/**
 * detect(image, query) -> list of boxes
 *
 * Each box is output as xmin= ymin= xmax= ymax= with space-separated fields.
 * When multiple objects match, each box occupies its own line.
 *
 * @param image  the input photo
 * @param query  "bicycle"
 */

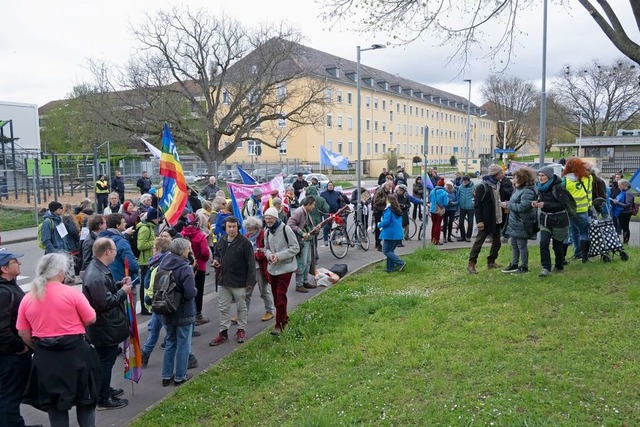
xmin=328 ymin=207 xmax=370 ymax=259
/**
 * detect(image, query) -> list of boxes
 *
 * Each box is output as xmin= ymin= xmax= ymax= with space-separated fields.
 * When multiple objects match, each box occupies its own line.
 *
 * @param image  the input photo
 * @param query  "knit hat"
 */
xmin=270 ymin=189 xmax=279 ymax=196
xmin=146 ymin=207 xmax=160 ymax=221
xmin=488 ymin=164 xmax=503 ymax=176
xmin=48 ymin=201 xmax=63 ymax=212
xmin=539 ymin=166 xmax=555 ymax=179
xmin=437 ymin=178 xmax=445 ymax=187
xmin=149 ymin=187 xmax=157 ymax=195
xmin=253 ymin=187 xmax=263 ymax=197
xmin=264 ymin=207 xmax=279 ymax=218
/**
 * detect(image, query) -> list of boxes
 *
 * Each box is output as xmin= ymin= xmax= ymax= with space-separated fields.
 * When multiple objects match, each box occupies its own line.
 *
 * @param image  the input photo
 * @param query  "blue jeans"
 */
xmin=569 ymin=212 xmax=590 ymax=257
xmin=295 ymin=241 xmax=312 ymax=286
xmin=382 ymin=239 xmax=404 ymax=272
xmin=510 ymin=237 xmax=529 ymax=268
xmin=162 ymin=322 xmax=193 ymax=382
xmin=0 ymin=352 xmax=31 ymax=427
xmin=142 ymin=313 xmax=164 ymax=356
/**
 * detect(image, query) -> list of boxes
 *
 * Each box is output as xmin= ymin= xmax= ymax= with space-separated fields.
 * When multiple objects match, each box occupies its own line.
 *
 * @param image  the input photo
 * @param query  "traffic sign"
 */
xmin=494 ymin=148 xmax=516 ymax=154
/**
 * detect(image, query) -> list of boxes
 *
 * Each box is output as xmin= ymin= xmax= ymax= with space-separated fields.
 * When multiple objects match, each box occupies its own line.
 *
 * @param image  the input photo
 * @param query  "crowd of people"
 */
xmin=1 ymin=161 xmax=635 ymax=425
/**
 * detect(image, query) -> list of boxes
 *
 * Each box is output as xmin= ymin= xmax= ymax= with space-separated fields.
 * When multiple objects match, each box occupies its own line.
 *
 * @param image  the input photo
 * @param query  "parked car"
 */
xmin=283 ymin=173 xmax=331 ymax=190
xmin=183 ymin=170 xmax=203 ymax=183
xmin=252 ymin=167 xmax=284 ymax=183
xmin=527 ymin=162 xmax=564 ymax=178
xmin=219 ymin=169 xmax=243 ymax=183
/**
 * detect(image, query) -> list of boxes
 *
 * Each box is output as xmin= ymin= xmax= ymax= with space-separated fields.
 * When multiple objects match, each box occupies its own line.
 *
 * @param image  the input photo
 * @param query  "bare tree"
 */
xmin=481 ymin=75 xmax=538 ymax=151
xmin=549 ymin=58 xmax=640 ymax=137
xmin=82 ymin=8 xmax=329 ymax=172
xmin=321 ymin=1 xmax=640 ymax=68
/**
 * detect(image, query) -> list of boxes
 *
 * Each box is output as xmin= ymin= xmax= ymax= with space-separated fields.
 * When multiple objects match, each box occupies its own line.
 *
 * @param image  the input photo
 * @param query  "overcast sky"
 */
xmin=1 ymin=0 xmax=634 ymax=108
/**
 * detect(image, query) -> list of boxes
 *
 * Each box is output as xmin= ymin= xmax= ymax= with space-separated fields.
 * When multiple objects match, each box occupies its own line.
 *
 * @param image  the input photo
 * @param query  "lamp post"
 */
xmin=497 ymin=119 xmax=514 ymax=162
xmin=463 ymin=79 xmax=471 ymax=174
xmin=357 ymin=43 xmax=385 ymax=224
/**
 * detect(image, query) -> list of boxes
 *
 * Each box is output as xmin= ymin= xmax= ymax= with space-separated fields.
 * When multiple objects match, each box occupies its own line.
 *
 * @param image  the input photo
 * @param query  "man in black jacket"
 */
xmin=0 ymin=249 xmax=35 ymax=427
xmin=467 ymin=164 xmax=505 ymax=274
xmin=136 ymin=171 xmax=152 ymax=194
xmin=209 ymin=217 xmax=256 ymax=346
xmin=111 ymin=170 xmax=126 ymax=203
xmin=83 ymin=238 xmax=132 ymax=410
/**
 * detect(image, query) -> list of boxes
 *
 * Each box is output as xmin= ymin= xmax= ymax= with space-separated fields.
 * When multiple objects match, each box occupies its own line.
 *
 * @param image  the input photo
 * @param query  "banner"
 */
xmin=158 ymin=123 xmax=189 ymax=225
xmin=226 ymin=176 xmax=285 ymax=209
xmin=140 ymin=138 xmax=162 ymax=160
xmin=320 ymin=146 xmax=349 ymax=170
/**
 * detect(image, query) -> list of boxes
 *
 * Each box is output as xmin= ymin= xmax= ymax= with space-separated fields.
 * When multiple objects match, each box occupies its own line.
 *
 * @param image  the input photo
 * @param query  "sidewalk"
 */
xmin=2 ymin=226 xmax=38 ymax=245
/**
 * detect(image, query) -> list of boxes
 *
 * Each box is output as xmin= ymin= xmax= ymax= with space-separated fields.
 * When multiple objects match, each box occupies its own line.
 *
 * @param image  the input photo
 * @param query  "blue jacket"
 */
xmin=320 ymin=189 xmax=349 ymax=213
xmin=612 ymin=188 xmax=634 ymax=218
xmin=445 ymin=189 xmax=459 ymax=212
xmin=378 ymin=206 xmax=404 ymax=240
xmin=99 ymin=229 xmax=139 ymax=283
xmin=457 ymin=181 xmax=475 ymax=210
xmin=41 ymin=211 xmax=70 ymax=254
xmin=429 ymin=186 xmax=449 ymax=214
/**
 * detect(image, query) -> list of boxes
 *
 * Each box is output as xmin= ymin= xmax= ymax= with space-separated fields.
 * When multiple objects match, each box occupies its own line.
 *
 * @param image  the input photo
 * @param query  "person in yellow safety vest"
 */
xmin=95 ymin=174 xmax=110 ymax=213
xmin=561 ymin=158 xmax=593 ymax=263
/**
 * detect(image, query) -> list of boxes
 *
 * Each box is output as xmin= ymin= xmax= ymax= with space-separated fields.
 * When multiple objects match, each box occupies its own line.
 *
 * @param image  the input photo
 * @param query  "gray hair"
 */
xmin=213 ymin=196 xmax=227 ymax=210
xmin=272 ymin=197 xmax=282 ymax=206
xmin=140 ymin=194 xmax=152 ymax=204
xmin=109 ymin=192 xmax=120 ymax=199
xmin=618 ymin=179 xmax=630 ymax=188
xmin=30 ymin=253 xmax=72 ymax=300
xmin=243 ymin=216 xmax=263 ymax=231
xmin=169 ymin=238 xmax=191 ymax=256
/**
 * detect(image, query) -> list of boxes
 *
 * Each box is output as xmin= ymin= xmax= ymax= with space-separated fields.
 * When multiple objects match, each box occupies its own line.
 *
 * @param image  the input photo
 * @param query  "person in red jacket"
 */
xmin=181 ymin=217 xmax=211 ymax=327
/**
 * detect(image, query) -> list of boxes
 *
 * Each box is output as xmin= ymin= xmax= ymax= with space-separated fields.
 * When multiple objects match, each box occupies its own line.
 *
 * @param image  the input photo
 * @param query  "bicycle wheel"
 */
xmin=451 ymin=215 xmax=461 ymax=239
xmin=406 ymin=218 xmax=418 ymax=239
xmin=357 ymin=223 xmax=370 ymax=251
xmin=330 ymin=227 xmax=349 ymax=259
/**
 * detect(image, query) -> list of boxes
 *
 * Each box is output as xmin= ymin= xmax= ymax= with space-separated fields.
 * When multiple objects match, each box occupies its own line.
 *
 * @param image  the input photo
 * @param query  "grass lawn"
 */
xmin=133 ymin=246 xmax=640 ymax=426
xmin=0 ymin=208 xmax=40 ymax=231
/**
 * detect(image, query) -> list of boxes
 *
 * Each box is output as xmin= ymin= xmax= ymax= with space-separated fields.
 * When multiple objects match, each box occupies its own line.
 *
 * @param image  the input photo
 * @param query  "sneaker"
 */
xmin=160 ymin=341 xmax=165 ymax=350
xmin=397 ymin=262 xmax=406 ymax=272
xmin=539 ymin=269 xmax=551 ymax=277
xmin=270 ymin=327 xmax=282 ymax=336
xmin=456 ymin=238 xmax=466 ymax=242
xmin=552 ymin=266 xmax=564 ymax=273
xmin=323 ymin=241 xmax=329 ymax=247
xmin=261 ymin=312 xmax=274 ymax=322
xmin=141 ymin=352 xmax=150 ymax=368
xmin=512 ymin=267 xmax=529 ymax=274
xmin=162 ymin=376 xmax=173 ymax=387
xmin=209 ymin=333 xmax=229 ymax=346
xmin=110 ymin=387 xmax=124 ymax=399
xmin=295 ymin=286 xmax=309 ymax=293
xmin=397 ymin=242 xmax=405 ymax=247
xmin=501 ymin=264 xmax=519 ymax=274
xmin=303 ymin=282 xmax=317 ymax=289
xmin=487 ymin=262 xmax=501 ymax=269
xmin=174 ymin=373 xmax=194 ymax=386
xmin=188 ymin=355 xmax=198 ymax=369
xmin=235 ymin=329 xmax=246 ymax=343
xmin=97 ymin=397 xmax=128 ymax=410
xmin=192 ymin=330 xmax=201 ymax=337
xmin=195 ymin=314 xmax=211 ymax=326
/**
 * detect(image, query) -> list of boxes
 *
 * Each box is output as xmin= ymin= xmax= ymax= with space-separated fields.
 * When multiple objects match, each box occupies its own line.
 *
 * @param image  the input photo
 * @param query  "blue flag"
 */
xmin=227 ymin=187 xmax=246 ymax=234
xmin=236 ymin=165 xmax=257 ymax=185
xmin=629 ymin=167 xmax=640 ymax=193
xmin=320 ymin=146 xmax=349 ymax=170
xmin=424 ymin=175 xmax=434 ymax=191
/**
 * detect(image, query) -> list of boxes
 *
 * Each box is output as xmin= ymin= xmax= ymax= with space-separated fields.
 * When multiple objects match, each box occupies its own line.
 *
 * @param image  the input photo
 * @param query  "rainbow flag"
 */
xmin=159 ymin=123 xmax=188 ymax=225
xmin=123 ymin=293 xmax=142 ymax=383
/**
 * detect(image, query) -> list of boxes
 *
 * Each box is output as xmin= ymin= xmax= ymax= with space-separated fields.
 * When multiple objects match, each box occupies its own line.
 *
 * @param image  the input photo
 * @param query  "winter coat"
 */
xmin=122 ymin=210 xmax=138 ymax=229
xmin=0 ymin=276 xmax=26 ymax=355
xmin=457 ymin=181 xmax=476 ymax=210
xmin=612 ymin=188 xmax=634 ymax=217
xmin=214 ymin=210 xmax=232 ymax=238
xmin=83 ymin=259 xmax=129 ymax=347
xmin=41 ymin=211 xmax=69 ymax=254
xmin=182 ymin=225 xmax=211 ymax=271
xmin=412 ymin=181 xmax=424 ymax=199
xmin=506 ymin=185 xmax=538 ymax=238
xmin=214 ymin=234 xmax=256 ymax=288
xmin=445 ymin=189 xmax=459 ymax=212
xmin=473 ymin=178 xmax=502 ymax=234
xmin=372 ymin=187 xmax=390 ymax=213
xmin=99 ymin=229 xmax=139 ymax=283
xmin=429 ymin=186 xmax=449 ymax=214
xmin=136 ymin=221 xmax=156 ymax=266
xmin=62 ymin=215 xmax=81 ymax=253
xmin=264 ymin=222 xmax=300 ymax=276
xmin=378 ymin=206 xmax=404 ymax=240
xmin=246 ymin=229 xmax=270 ymax=280
xmin=200 ymin=183 xmax=220 ymax=201
xmin=81 ymin=231 xmax=99 ymax=271
xmin=158 ymin=253 xmax=197 ymax=326
xmin=320 ymin=189 xmax=349 ymax=213
xmin=538 ymin=175 xmax=570 ymax=229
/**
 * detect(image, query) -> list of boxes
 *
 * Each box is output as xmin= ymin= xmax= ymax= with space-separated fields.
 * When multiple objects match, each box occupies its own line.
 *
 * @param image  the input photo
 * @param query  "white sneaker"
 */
xmin=322 ymin=241 xmax=329 ymax=247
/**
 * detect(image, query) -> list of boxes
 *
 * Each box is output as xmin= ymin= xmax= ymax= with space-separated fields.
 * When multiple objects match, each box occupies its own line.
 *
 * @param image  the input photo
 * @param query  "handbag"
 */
xmin=435 ymin=204 xmax=445 ymax=216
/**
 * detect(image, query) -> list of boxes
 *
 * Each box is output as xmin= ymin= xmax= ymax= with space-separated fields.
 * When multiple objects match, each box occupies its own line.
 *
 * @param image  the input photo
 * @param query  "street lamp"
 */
xmin=357 ymin=43 xmax=386 ymax=224
xmin=497 ymin=119 xmax=514 ymax=162
xmin=463 ymin=79 xmax=471 ymax=174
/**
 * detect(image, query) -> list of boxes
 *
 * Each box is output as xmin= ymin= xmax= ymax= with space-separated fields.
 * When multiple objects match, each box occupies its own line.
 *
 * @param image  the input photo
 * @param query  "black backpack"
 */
xmin=151 ymin=268 xmax=181 ymax=315
xmin=130 ymin=227 xmax=140 ymax=258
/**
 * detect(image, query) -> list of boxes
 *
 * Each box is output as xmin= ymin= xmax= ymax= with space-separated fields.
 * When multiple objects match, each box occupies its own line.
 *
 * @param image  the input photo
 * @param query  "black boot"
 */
xmin=623 ymin=231 xmax=630 ymax=245
xmin=562 ymin=243 xmax=570 ymax=265
xmin=580 ymin=240 xmax=590 ymax=263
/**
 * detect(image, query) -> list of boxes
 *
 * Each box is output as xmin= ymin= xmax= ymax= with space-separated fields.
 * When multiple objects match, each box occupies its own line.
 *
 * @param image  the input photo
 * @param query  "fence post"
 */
xmin=52 ymin=152 xmax=59 ymax=200
xmin=83 ymin=155 xmax=89 ymax=198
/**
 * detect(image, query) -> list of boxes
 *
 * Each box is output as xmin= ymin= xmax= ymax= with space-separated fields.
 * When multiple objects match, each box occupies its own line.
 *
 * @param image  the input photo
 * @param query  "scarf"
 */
xmin=247 ymin=229 xmax=260 ymax=250
xmin=483 ymin=178 xmax=502 ymax=223
xmin=267 ymin=219 xmax=282 ymax=234
xmin=536 ymin=176 xmax=554 ymax=193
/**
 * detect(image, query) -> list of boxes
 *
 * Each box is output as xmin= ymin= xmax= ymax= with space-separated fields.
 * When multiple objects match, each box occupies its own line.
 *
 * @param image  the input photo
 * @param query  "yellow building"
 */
xmin=224 ymin=42 xmax=496 ymax=171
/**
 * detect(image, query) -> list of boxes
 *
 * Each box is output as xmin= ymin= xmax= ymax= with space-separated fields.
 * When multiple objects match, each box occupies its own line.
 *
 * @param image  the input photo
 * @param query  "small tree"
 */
xmin=385 ymin=150 xmax=398 ymax=172
xmin=449 ymin=155 xmax=458 ymax=167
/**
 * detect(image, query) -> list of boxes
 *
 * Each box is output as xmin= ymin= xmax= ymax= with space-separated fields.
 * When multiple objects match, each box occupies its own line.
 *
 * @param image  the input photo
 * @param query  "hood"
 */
xmin=99 ymin=228 xmax=123 ymax=240
xmin=306 ymin=185 xmax=319 ymax=196
xmin=148 ymin=251 xmax=169 ymax=268
xmin=43 ymin=211 xmax=62 ymax=223
xmin=182 ymin=225 xmax=205 ymax=242
xmin=159 ymin=252 xmax=189 ymax=270
xmin=564 ymin=173 xmax=578 ymax=182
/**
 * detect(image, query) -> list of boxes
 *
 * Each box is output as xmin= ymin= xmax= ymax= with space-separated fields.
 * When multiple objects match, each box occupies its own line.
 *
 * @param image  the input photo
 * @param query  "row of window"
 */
xmin=324 ymin=140 xmax=485 ymax=156
xmin=227 ymin=140 xmax=288 ymax=156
